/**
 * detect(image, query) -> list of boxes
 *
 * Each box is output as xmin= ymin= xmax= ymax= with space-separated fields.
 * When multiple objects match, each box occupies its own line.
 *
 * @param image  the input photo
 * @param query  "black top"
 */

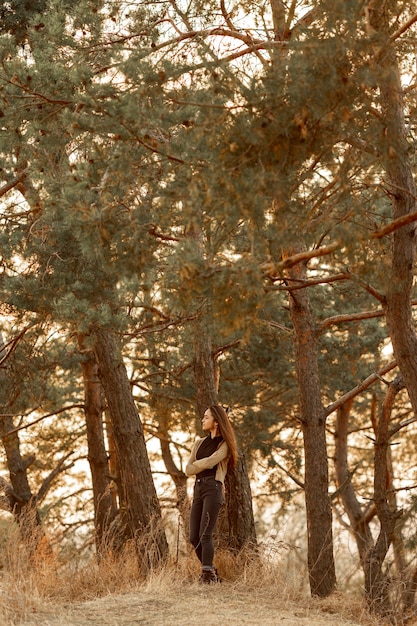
xmin=196 ymin=435 xmax=224 ymax=477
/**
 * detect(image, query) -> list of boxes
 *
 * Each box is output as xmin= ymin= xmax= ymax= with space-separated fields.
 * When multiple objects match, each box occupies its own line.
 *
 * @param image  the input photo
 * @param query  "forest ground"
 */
xmin=0 ymin=548 xmax=393 ymax=626
xmin=7 ymin=586 xmax=388 ymax=626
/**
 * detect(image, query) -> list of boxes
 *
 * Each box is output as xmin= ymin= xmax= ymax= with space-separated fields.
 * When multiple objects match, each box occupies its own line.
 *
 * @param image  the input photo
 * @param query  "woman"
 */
xmin=185 ymin=405 xmax=238 ymax=583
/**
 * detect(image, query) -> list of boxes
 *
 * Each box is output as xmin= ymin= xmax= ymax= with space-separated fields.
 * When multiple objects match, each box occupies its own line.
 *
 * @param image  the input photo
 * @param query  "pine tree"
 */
xmin=0 ymin=0 xmax=171 ymax=565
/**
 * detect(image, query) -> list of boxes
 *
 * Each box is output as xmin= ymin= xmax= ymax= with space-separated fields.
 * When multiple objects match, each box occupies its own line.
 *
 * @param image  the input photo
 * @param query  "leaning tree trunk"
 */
xmin=287 ymin=256 xmax=336 ymax=597
xmin=0 ymin=333 xmax=48 ymax=562
xmin=158 ymin=411 xmax=189 ymax=512
xmin=334 ymin=400 xmax=375 ymax=566
xmin=192 ymin=313 xmax=257 ymax=551
xmin=93 ymin=327 xmax=168 ymax=570
xmin=160 ymin=434 xmax=190 ymax=542
xmin=0 ymin=415 xmax=45 ymax=559
xmin=363 ymin=375 xmax=404 ymax=616
xmin=78 ymin=335 xmax=118 ymax=557
xmin=382 ymin=378 xmax=417 ymax=614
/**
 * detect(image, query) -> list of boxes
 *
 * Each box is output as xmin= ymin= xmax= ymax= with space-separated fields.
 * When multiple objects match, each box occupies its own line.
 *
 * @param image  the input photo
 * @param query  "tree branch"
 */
xmin=2 ymin=77 xmax=71 ymax=105
xmin=0 ymin=475 xmax=25 ymax=504
xmin=347 ymin=270 xmax=386 ymax=303
xmin=268 ymin=272 xmax=350 ymax=290
xmin=117 ymin=120 xmax=186 ymax=164
xmin=343 ymin=133 xmax=380 ymax=157
xmin=213 ymin=339 xmax=241 ymax=357
xmin=261 ymin=241 xmax=340 ymax=278
xmin=316 ymin=300 xmax=413 ymax=332
xmin=0 ymin=325 xmax=33 ymax=367
xmin=36 ymin=450 xmax=75 ymax=503
xmin=318 ymin=309 xmax=384 ymax=332
xmin=290 ymin=7 xmax=317 ymax=35
xmin=148 ymin=224 xmax=180 ymax=242
xmin=1 ymin=404 xmax=85 ymax=437
xmin=324 ymin=360 xmax=398 ymax=417
xmin=220 ymin=0 xmax=236 ymax=31
xmin=389 ymin=415 xmax=417 ymax=439
xmin=390 ymin=12 xmax=417 ymax=41
xmin=0 ymin=170 xmax=29 ymax=199
xmin=371 ymin=209 xmax=417 ymax=239
xmin=280 ymin=241 xmax=340 ymax=269
xmin=275 ymin=460 xmax=304 ymax=489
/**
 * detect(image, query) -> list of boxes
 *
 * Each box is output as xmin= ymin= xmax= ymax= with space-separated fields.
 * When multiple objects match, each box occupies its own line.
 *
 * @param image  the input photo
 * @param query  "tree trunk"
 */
xmin=363 ymin=375 xmax=404 ymax=615
xmin=1 ymin=415 xmax=45 ymax=558
xmin=160 ymin=434 xmax=190 ymax=537
xmin=334 ymin=400 xmax=375 ymax=565
xmin=223 ymin=452 xmax=257 ymax=551
xmin=288 ymin=257 xmax=336 ymax=597
xmin=192 ymin=314 xmax=257 ymax=552
xmin=369 ymin=4 xmax=417 ymax=413
xmin=366 ymin=6 xmax=417 ymax=612
xmin=78 ymin=335 xmax=118 ymax=556
xmin=93 ymin=327 xmax=168 ymax=569
xmin=192 ymin=317 xmax=218 ymax=415
xmin=104 ymin=408 xmax=120 ymax=511
xmin=0 ymin=333 xmax=47 ymax=562
xmin=381 ymin=380 xmax=414 ymax=616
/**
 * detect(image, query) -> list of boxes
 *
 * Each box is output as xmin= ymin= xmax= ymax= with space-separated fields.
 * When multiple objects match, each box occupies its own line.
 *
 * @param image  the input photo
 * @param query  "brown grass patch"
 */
xmin=0 ymin=526 xmax=387 ymax=626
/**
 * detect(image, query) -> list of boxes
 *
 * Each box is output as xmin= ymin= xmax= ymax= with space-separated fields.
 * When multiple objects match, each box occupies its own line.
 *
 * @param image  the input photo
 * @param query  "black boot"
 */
xmin=200 ymin=568 xmax=218 ymax=584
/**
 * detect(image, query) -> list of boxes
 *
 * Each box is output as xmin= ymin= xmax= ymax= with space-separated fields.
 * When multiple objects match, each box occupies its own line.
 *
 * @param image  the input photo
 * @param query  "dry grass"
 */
xmin=0 ymin=525 xmax=389 ymax=626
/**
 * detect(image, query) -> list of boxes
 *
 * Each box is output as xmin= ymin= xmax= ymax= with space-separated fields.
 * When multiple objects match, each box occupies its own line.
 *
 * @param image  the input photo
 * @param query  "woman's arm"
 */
xmin=185 ymin=441 xmax=228 ymax=476
xmin=185 ymin=439 xmax=202 ymax=477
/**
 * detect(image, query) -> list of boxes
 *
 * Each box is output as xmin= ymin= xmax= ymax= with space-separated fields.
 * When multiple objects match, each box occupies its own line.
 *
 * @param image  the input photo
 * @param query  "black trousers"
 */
xmin=189 ymin=476 xmax=223 ymax=567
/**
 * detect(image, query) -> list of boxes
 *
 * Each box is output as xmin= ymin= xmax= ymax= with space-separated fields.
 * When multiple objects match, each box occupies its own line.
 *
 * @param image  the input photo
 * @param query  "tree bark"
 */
xmin=192 ymin=313 xmax=257 ymax=552
xmin=365 ymin=6 xmax=417 ymax=612
xmin=0 ymin=333 xmax=48 ymax=562
xmin=288 ymin=257 xmax=336 ymax=597
xmin=223 ymin=452 xmax=257 ymax=552
xmin=104 ymin=408 xmax=120 ymax=511
xmin=78 ymin=335 xmax=118 ymax=556
xmin=160 ymin=433 xmax=190 ymax=537
xmin=363 ymin=375 xmax=404 ymax=615
xmin=369 ymin=4 xmax=417 ymax=413
xmin=0 ymin=415 xmax=45 ymax=556
xmin=378 ymin=379 xmax=414 ymax=615
xmin=192 ymin=316 xmax=218 ymax=415
xmin=185 ymin=211 xmax=257 ymax=552
xmin=93 ymin=327 xmax=168 ymax=569
xmin=334 ymin=400 xmax=375 ymax=565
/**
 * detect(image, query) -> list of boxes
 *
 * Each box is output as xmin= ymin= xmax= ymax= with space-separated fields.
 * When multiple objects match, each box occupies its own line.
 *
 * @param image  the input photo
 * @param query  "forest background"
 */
xmin=1 ymin=0 xmax=417 ymax=623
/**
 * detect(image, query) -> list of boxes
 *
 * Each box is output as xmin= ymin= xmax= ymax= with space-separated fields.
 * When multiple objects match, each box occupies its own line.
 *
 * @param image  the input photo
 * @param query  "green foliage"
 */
xmin=0 ymin=0 xmax=47 ymax=40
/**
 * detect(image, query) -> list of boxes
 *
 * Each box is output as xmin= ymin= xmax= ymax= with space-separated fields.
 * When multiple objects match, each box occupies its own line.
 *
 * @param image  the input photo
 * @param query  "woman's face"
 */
xmin=201 ymin=409 xmax=218 ymax=433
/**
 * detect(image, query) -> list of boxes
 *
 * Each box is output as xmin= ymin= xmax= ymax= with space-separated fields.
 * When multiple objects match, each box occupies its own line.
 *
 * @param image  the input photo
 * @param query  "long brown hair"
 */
xmin=208 ymin=405 xmax=238 ymax=468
